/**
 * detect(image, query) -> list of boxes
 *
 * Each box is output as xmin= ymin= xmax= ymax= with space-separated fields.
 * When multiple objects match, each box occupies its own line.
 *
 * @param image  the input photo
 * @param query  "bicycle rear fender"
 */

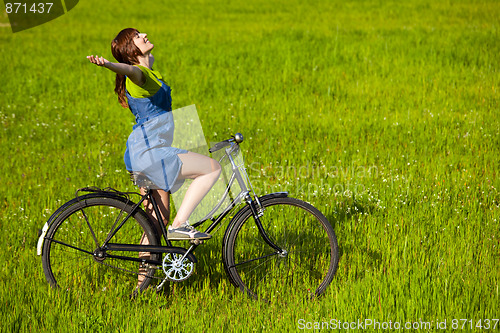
xmin=37 ymin=192 xmax=146 ymax=256
xmin=221 ymin=191 xmax=288 ymax=286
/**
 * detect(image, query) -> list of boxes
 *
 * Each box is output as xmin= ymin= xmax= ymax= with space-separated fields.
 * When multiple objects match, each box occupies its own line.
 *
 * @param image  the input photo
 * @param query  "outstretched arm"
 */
xmin=86 ymin=55 xmax=145 ymax=86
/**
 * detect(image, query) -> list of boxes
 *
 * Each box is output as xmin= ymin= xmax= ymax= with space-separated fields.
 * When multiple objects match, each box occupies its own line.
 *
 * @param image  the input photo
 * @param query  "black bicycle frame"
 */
xmin=86 ymin=141 xmax=284 ymax=264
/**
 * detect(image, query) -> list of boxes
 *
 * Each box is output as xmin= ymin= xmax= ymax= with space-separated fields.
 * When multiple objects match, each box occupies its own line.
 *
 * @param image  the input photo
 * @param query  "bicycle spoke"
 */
xmin=250 ymin=257 xmax=287 ymax=290
xmin=79 ymin=207 xmax=100 ymax=248
xmin=226 ymin=197 xmax=339 ymax=301
xmin=103 ymin=207 xmax=127 ymax=244
xmin=42 ymin=196 xmax=160 ymax=294
xmin=232 ymin=251 xmax=279 ymax=268
xmin=47 ymin=238 xmax=95 ymax=256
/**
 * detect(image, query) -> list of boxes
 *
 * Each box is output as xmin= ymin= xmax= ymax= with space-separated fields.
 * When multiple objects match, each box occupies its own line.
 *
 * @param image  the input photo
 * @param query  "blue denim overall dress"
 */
xmin=123 ymin=80 xmax=187 ymax=192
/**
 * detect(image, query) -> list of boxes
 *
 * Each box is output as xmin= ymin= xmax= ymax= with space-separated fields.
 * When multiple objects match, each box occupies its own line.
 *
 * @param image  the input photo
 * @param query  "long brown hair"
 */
xmin=111 ymin=28 xmax=143 ymax=108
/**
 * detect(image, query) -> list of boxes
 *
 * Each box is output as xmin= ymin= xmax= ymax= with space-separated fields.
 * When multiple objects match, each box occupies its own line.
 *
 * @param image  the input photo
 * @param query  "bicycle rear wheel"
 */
xmin=224 ymin=197 xmax=339 ymax=302
xmin=42 ymin=196 xmax=160 ymax=294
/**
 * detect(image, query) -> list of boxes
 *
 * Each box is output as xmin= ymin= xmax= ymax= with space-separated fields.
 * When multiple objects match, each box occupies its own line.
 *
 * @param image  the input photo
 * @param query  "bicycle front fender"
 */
xmin=221 ymin=192 xmax=288 ymax=286
xmin=226 ymin=192 xmax=288 ymax=230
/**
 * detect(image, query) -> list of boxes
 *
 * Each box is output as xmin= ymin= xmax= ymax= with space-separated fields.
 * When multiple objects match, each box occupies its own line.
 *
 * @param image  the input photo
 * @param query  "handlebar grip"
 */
xmin=209 ymin=140 xmax=231 ymax=153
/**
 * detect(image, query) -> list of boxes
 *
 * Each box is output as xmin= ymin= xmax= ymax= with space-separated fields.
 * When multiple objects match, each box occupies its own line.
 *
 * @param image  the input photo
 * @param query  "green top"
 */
xmin=125 ymin=65 xmax=163 ymax=98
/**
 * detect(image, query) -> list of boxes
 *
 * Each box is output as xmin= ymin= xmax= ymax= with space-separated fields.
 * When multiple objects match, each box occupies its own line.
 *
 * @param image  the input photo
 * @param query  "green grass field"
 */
xmin=1 ymin=0 xmax=499 ymax=331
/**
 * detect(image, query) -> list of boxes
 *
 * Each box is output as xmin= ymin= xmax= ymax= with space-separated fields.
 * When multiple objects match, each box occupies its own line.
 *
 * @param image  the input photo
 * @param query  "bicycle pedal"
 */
xmin=190 ymin=239 xmax=204 ymax=245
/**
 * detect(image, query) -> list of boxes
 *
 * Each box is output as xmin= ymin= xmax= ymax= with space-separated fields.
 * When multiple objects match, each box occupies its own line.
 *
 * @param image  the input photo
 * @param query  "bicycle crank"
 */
xmin=162 ymin=252 xmax=195 ymax=281
xmin=155 ymin=250 xmax=196 ymax=291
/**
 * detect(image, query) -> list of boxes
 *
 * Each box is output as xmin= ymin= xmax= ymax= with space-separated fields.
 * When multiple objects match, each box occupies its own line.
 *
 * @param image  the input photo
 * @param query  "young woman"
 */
xmin=87 ymin=28 xmax=221 ymax=241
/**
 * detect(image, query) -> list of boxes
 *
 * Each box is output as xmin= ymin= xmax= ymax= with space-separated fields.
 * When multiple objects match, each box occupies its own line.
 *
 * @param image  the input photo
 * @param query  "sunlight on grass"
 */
xmin=0 ymin=0 xmax=498 ymax=331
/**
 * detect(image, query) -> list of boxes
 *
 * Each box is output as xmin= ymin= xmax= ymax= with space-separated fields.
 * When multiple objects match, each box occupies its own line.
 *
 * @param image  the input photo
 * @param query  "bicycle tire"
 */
xmin=42 ymin=195 xmax=160 ymax=294
xmin=224 ymin=196 xmax=339 ymax=301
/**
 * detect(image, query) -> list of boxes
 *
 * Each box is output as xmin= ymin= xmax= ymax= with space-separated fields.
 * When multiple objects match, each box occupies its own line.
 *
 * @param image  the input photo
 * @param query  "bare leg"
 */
xmin=138 ymin=188 xmax=170 ymax=287
xmin=171 ymin=152 xmax=222 ymax=228
xmin=141 ymin=188 xmax=170 ymax=233
xmin=137 ymin=151 xmax=220 ymax=286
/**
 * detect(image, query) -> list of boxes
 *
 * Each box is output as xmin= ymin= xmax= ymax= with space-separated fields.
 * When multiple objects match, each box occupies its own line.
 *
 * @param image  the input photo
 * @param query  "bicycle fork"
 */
xmin=245 ymin=194 xmax=286 ymax=256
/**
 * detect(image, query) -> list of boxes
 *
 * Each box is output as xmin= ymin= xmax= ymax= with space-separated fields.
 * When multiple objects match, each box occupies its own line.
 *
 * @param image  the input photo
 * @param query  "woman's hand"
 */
xmin=86 ymin=55 xmax=145 ymax=86
xmin=87 ymin=55 xmax=110 ymax=67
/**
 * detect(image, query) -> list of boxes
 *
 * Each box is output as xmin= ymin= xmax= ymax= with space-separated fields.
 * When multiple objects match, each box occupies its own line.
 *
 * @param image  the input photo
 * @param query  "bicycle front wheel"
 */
xmin=42 ymin=195 xmax=160 ymax=294
xmin=224 ymin=197 xmax=339 ymax=301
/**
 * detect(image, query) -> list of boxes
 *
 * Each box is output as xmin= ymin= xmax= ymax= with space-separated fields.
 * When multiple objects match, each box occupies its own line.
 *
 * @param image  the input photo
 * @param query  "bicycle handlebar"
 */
xmin=209 ymin=140 xmax=232 ymax=153
xmin=209 ymin=133 xmax=244 ymax=153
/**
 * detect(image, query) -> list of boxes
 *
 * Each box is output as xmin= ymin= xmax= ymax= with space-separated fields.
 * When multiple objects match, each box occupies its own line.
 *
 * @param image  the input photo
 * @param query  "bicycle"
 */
xmin=38 ymin=133 xmax=339 ymax=301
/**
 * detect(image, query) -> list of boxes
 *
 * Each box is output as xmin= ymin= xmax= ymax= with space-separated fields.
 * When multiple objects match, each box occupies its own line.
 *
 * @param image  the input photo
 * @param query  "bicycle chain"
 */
xmin=99 ymin=261 xmax=162 ymax=280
